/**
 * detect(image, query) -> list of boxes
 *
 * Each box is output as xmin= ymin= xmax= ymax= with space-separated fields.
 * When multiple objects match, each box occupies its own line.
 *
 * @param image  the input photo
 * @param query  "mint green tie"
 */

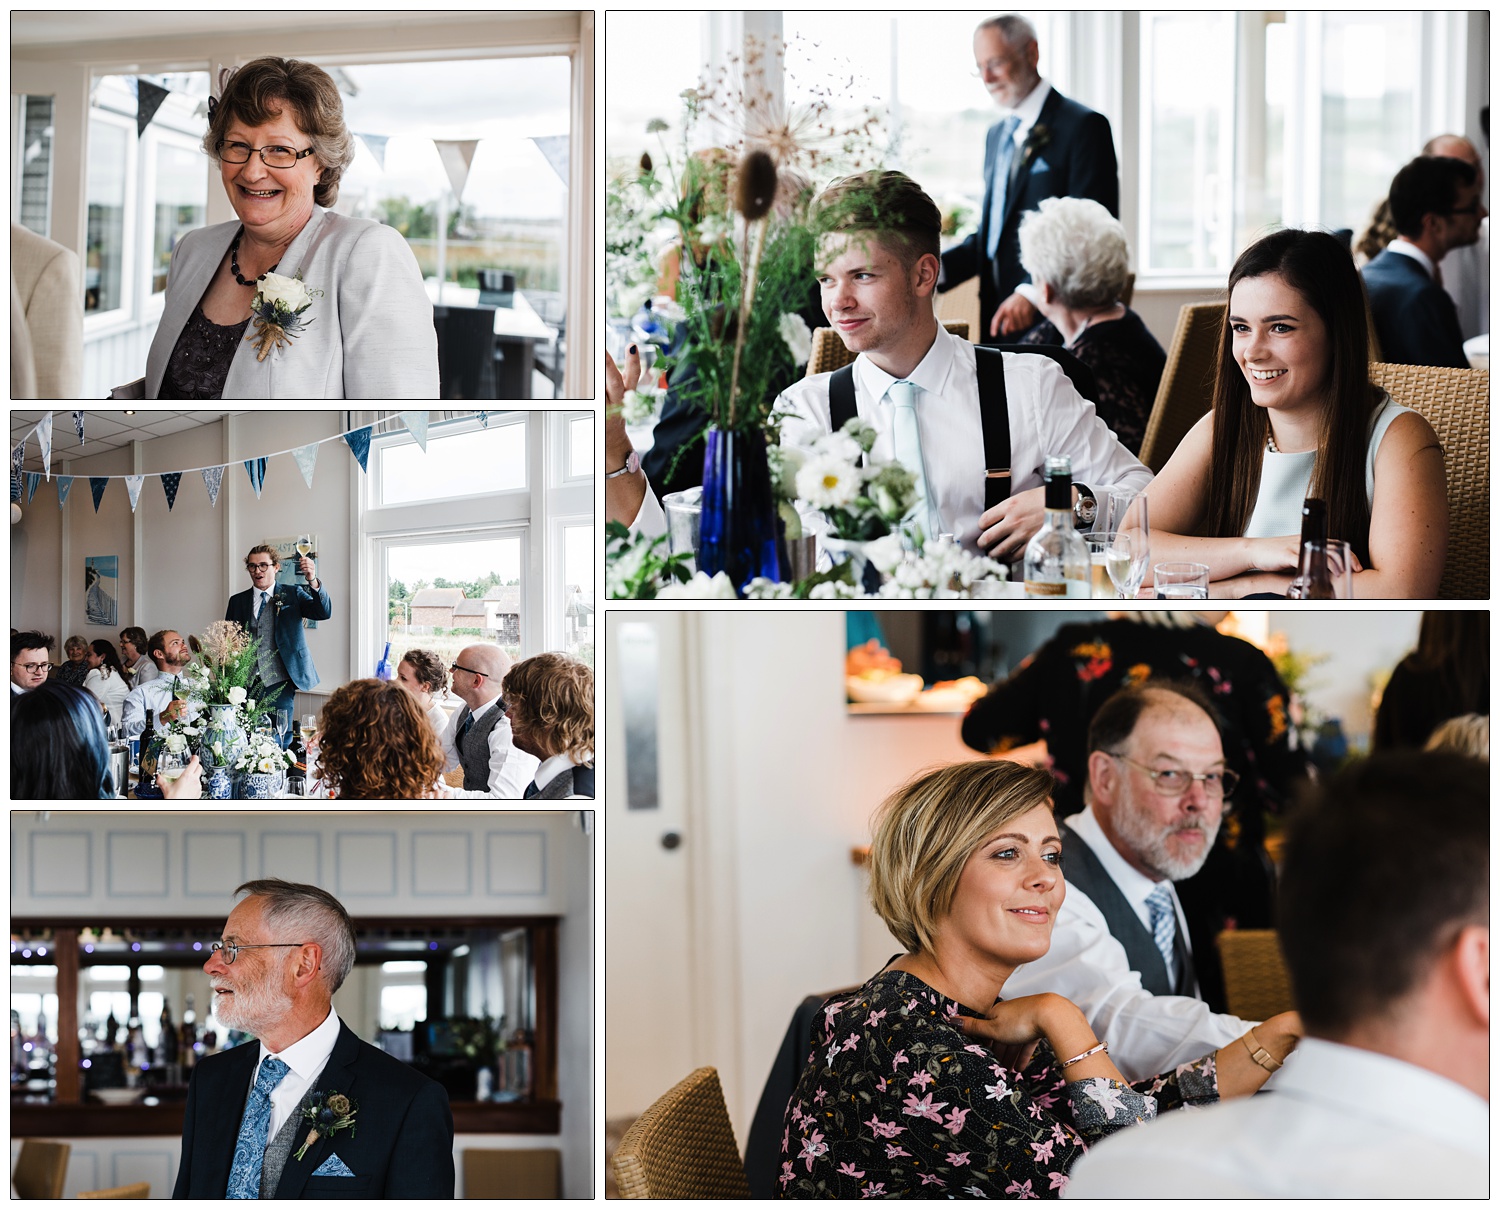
xmin=888 ymin=380 xmax=939 ymax=541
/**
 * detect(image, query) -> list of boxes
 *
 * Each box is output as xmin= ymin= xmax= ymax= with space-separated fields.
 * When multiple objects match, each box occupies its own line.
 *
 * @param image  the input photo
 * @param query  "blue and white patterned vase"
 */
xmin=205 ymin=766 xmax=235 ymax=800
xmin=237 ymin=769 xmax=287 ymax=800
xmin=200 ymin=703 xmax=247 ymax=773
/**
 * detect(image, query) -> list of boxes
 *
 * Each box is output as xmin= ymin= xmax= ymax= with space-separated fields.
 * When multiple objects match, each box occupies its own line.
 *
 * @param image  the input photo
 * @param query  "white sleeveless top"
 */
xmin=1243 ymin=394 xmax=1412 ymax=538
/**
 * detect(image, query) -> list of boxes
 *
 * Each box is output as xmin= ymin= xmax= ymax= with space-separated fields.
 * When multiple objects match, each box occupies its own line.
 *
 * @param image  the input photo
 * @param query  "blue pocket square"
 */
xmin=312 ymin=1154 xmax=356 ymax=1177
xmin=1029 ymin=157 xmax=1052 ymax=174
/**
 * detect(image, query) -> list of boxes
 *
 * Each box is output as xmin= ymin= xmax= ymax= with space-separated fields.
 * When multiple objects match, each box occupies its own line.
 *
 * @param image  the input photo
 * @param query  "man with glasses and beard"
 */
xmin=175 ymin=879 xmax=453 ymax=1199
xmin=972 ymin=682 xmax=1261 ymax=1081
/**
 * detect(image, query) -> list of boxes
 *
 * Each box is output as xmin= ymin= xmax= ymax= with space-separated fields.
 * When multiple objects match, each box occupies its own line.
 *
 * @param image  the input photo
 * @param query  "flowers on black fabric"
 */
xmin=294 ymin=1089 xmax=358 ymax=1161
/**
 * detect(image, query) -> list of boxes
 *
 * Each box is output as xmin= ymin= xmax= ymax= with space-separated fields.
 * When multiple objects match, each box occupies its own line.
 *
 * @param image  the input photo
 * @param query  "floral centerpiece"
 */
xmin=233 ymin=733 xmax=295 ymax=799
xmin=173 ymin=620 xmax=277 ymax=797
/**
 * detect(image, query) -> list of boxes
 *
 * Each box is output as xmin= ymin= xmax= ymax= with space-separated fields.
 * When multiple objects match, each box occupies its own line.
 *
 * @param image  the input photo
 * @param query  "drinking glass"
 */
xmin=1099 ymin=487 xmax=1138 ymax=534
xmin=1106 ymin=532 xmax=1149 ymax=600
xmin=302 ymin=712 xmax=318 ymax=739
xmin=1290 ymin=539 xmax=1355 ymax=599
xmin=295 ymin=534 xmax=313 ymax=578
xmin=276 ymin=706 xmax=294 ymax=748
xmin=157 ymin=749 xmax=186 ymax=786
xmin=1154 ymin=562 xmax=1211 ymax=600
xmin=1084 ymin=533 xmax=1118 ymax=600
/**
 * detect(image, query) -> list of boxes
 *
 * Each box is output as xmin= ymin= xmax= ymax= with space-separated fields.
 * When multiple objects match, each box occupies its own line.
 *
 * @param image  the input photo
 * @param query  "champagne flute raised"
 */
xmin=296 ymin=534 xmax=314 ymax=579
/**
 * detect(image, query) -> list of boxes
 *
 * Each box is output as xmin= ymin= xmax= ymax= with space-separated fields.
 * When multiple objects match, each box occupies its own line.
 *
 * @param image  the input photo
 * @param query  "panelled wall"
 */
xmin=11 ymin=810 xmax=595 ymax=1199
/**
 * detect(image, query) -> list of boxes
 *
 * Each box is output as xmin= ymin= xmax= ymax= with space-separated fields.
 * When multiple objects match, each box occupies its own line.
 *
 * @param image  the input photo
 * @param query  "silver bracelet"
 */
xmin=1059 ymin=1039 xmax=1109 ymax=1070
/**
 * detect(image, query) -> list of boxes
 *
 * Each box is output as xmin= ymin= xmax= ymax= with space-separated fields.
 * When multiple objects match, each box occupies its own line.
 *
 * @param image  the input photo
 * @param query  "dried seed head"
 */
xmin=639 ymin=152 xmax=653 ymax=174
xmin=736 ymin=149 xmax=778 ymax=221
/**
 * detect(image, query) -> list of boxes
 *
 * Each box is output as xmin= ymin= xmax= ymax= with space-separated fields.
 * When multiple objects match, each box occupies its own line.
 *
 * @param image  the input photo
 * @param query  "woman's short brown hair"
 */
xmin=399 ymin=648 xmax=448 ymax=696
xmin=869 ymin=760 xmax=1056 ymax=954
xmin=318 ymin=679 xmax=444 ymax=798
xmin=501 ymin=653 xmax=594 ymax=763
xmin=205 ymin=56 xmax=354 ymax=207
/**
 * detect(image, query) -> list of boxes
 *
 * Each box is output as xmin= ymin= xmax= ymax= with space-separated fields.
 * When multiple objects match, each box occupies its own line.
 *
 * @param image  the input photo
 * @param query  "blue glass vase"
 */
xmin=698 ymin=427 xmax=781 ymax=595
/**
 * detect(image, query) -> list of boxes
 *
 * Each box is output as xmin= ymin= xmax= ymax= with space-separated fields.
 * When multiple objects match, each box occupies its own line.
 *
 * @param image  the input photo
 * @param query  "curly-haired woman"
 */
xmin=315 ymin=679 xmax=445 ymax=798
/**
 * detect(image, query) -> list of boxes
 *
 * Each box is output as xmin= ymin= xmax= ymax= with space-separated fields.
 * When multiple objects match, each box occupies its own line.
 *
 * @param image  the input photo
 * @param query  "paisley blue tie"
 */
xmin=226 ymin=1055 xmax=290 ymax=1199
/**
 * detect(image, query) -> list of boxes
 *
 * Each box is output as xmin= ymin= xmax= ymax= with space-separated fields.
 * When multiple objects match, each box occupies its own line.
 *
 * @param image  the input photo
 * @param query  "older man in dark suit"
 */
xmin=940 ymin=14 xmax=1119 ymax=341
xmin=173 ymin=879 xmax=453 ymax=1199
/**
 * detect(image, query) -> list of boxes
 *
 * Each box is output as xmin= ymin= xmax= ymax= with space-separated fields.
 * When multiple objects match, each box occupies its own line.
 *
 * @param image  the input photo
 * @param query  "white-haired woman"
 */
xmin=1016 ymin=196 xmax=1165 ymax=454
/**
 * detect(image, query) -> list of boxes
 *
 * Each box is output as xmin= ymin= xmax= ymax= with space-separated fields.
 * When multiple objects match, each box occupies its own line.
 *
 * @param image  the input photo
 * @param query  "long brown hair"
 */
xmin=318 ymin=679 xmax=445 ymax=799
xmin=1205 ymin=229 xmax=1382 ymax=565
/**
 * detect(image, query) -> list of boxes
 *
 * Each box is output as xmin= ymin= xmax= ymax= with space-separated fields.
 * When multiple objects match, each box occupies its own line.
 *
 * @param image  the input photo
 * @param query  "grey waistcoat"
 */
xmin=1058 ymin=820 xmax=1194 ymax=998
xmin=250 ymin=592 xmax=290 ymax=689
xmin=455 ymin=699 xmax=503 ymax=792
xmin=260 ymin=1091 xmax=313 ymax=1197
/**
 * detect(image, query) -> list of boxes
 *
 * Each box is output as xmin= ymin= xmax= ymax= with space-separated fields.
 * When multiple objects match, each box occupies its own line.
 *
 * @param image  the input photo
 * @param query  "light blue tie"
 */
xmin=226 ymin=1055 xmax=290 ymax=1199
xmin=887 ymin=380 xmax=939 ymax=541
xmin=986 ymin=116 xmax=1022 ymax=257
xmin=1145 ymin=884 xmax=1178 ymax=985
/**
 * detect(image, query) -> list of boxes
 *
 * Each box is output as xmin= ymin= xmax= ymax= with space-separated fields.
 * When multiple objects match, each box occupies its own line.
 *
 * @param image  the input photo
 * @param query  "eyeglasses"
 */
xmin=209 ymin=940 xmax=311 ymax=964
xmin=450 ymin=663 xmax=486 ymax=679
xmin=13 ymin=661 xmax=52 ymax=674
xmin=217 ymin=140 xmax=316 ymax=169
xmin=1107 ymin=753 xmax=1239 ymax=799
xmin=1444 ymin=202 xmax=1484 ymax=216
xmin=246 ymin=562 xmax=275 ymax=571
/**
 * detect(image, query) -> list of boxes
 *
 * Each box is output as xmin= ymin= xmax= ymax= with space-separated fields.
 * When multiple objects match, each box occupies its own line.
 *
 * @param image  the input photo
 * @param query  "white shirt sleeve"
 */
xmin=629 ymin=483 xmax=668 ymax=539
xmin=1001 ymin=883 xmax=1252 ymax=1081
xmin=121 ymin=685 xmax=149 ymax=737
xmin=1011 ymin=353 xmax=1154 ymax=494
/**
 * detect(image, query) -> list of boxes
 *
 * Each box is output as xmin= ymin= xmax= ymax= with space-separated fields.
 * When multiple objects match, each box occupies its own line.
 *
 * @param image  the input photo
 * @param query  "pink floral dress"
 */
xmin=778 ymin=969 xmax=1218 ymax=1199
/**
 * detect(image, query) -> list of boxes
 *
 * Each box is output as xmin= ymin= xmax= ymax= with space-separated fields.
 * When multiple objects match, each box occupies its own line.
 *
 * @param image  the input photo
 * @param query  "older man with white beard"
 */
xmin=972 ymin=682 xmax=1259 ymax=1081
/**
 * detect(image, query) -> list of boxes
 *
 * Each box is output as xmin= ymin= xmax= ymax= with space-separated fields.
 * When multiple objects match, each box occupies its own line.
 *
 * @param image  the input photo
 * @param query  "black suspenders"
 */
xmin=826 ymin=348 xmax=1012 ymax=512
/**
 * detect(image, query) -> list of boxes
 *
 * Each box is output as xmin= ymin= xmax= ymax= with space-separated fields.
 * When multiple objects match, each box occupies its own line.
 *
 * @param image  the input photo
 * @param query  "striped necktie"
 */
xmin=1144 ymin=883 xmax=1177 ymax=983
xmin=226 ymin=1055 xmax=290 ymax=1199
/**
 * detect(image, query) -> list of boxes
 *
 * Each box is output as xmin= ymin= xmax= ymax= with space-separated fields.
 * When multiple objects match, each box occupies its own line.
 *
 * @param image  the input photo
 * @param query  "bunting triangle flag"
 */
xmin=136 ymin=80 xmax=171 ymax=137
xmin=530 ymin=134 xmax=569 ymax=187
xmin=401 ymin=411 xmax=429 ymax=453
xmin=57 ymin=476 xmax=73 ymax=507
xmin=343 ymin=426 xmax=373 ymax=473
xmin=72 ymin=410 xmax=86 ymax=445
xmin=357 ymin=132 xmax=389 ymax=170
xmin=292 ymin=442 xmax=319 ymax=488
xmin=202 ymin=466 xmax=224 ymax=508
xmin=125 ymin=474 xmax=145 ymax=512
xmin=9 ymin=475 xmax=18 ymax=505
xmin=244 ymin=457 xmax=268 ymax=498
xmin=476 ymin=411 xmax=489 ymax=428
xmin=434 ymin=139 xmax=480 ymax=200
xmin=12 ymin=441 xmax=25 ymax=486
xmin=26 ymin=472 xmax=40 ymax=503
xmin=37 ymin=412 xmax=53 ymax=480
xmin=161 ymin=472 xmax=182 ymax=511
xmin=90 ymin=477 xmax=108 ymax=512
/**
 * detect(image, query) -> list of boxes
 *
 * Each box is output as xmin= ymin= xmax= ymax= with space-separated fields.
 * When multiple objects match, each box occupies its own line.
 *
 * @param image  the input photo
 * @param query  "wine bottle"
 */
xmin=287 ymin=731 xmax=307 ymax=796
xmin=1291 ymin=498 xmax=1334 ymax=600
xmin=1023 ymin=456 xmax=1090 ymax=598
xmin=137 ymin=709 xmax=160 ymax=794
xmin=160 ymin=999 xmax=178 ymax=1065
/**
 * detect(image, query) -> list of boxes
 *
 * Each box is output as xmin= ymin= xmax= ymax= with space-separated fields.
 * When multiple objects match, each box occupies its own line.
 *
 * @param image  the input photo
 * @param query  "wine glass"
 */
xmin=276 ymin=706 xmax=293 ymax=748
xmin=1106 ymin=532 xmax=1149 ymax=600
xmin=157 ymin=749 xmax=186 ymax=787
xmin=295 ymin=535 xmax=313 ymax=579
xmin=301 ymin=712 xmax=318 ymax=741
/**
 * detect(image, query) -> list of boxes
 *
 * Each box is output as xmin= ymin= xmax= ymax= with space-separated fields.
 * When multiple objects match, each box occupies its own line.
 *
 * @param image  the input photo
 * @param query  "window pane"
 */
xmin=1318 ymin=14 xmax=1421 ymax=232
xmin=388 ymin=536 xmax=524 ymax=675
xmin=18 ymin=96 xmax=55 ymax=238
xmin=1142 ymin=11 xmax=1234 ymax=272
xmin=86 ymin=117 xmax=128 ymax=314
xmin=563 ymin=523 xmax=595 ymax=666
xmin=154 ymin=142 xmax=207 ymax=295
xmin=380 ymin=985 xmax=427 ymax=1031
xmin=377 ymin=420 xmax=525 ymax=505
xmin=568 ymin=415 xmax=593 ymax=478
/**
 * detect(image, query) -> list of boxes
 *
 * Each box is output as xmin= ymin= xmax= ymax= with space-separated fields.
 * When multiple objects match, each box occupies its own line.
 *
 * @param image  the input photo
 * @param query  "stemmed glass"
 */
xmin=1110 ymin=492 xmax=1151 ymax=595
xmin=157 ymin=749 xmax=186 ymax=788
xmin=1106 ymin=532 xmax=1150 ymax=600
xmin=295 ymin=534 xmax=314 ymax=578
xmin=275 ymin=706 xmax=294 ymax=749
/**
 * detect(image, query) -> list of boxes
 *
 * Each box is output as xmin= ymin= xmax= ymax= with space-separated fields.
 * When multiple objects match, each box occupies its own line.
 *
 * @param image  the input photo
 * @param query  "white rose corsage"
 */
xmin=246 ymin=271 xmax=324 ymax=361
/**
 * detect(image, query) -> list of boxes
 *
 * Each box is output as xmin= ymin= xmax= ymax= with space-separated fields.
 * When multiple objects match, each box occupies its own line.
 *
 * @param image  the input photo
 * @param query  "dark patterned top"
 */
xmin=778 ymin=969 xmax=1217 ymax=1199
xmin=160 ymin=302 xmax=250 ymax=399
xmin=1016 ymin=309 xmax=1166 ymax=454
xmin=53 ymin=659 xmax=91 ymax=688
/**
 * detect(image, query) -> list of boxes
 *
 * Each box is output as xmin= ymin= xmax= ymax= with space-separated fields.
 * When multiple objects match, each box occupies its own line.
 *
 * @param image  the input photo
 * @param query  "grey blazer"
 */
xmin=144 ymin=207 xmax=439 ymax=398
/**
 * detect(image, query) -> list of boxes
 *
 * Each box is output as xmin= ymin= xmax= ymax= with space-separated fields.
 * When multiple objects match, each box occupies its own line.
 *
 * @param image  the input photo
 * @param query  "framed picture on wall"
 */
xmin=84 ymin=555 xmax=118 ymax=625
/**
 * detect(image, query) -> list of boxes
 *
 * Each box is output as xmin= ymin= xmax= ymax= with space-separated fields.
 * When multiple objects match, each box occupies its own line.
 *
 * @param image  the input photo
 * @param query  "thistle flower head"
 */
xmin=736 ymin=149 xmax=778 ymax=221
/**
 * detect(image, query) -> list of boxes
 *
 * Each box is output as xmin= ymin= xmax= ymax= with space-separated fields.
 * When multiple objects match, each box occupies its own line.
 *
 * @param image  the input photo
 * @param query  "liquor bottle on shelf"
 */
xmin=105 ymin=1008 xmax=120 ymax=1051
xmin=1023 ymin=455 xmax=1090 ymax=599
xmin=160 ymin=999 xmax=178 ymax=1066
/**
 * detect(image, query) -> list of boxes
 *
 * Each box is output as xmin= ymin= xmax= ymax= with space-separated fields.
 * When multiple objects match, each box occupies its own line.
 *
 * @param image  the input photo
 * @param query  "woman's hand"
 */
xmin=1214 ymin=1011 xmax=1304 ymax=1099
xmin=1245 ymin=534 xmax=1303 ymax=572
xmin=160 ymin=755 xmax=202 ymax=800
xmin=1254 ymin=1010 xmax=1304 ymax=1054
xmin=959 ymin=994 xmax=1054 ymax=1071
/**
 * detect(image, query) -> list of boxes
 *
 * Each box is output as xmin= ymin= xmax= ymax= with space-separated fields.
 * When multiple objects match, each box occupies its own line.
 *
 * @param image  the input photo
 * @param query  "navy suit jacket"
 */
xmin=941 ymin=87 xmax=1118 ymax=342
xmin=1361 ymin=247 xmax=1470 ymax=369
xmin=172 ymin=1020 xmax=455 ymax=1199
xmin=225 ymin=582 xmax=333 ymax=691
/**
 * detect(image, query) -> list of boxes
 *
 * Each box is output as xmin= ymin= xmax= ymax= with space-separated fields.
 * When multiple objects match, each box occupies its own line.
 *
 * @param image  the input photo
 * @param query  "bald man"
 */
xmin=1422 ymin=134 xmax=1488 ymax=341
xmin=439 ymin=644 xmax=539 ymax=798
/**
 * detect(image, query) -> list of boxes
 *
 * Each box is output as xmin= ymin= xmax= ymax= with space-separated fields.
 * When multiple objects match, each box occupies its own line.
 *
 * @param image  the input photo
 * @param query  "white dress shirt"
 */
xmin=251 ymin=1006 xmax=342 ymax=1144
xmin=121 ymin=675 xmax=194 ymax=738
xmin=1384 ymin=236 xmax=1437 ymax=280
xmin=1001 ymin=806 xmax=1251 ymax=1082
xmin=1064 ymin=1037 xmax=1488 ymax=1198
xmin=439 ymin=697 xmax=540 ymax=798
xmin=776 ymin=326 xmax=1152 ymax=554
xmin=627 ymin=484 xmax=668 ymax=539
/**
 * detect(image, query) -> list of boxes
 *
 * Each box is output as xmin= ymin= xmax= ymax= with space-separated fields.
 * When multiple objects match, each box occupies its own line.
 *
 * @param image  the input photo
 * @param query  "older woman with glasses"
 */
xmin=141 ymin=56 xmax=437 ymax=399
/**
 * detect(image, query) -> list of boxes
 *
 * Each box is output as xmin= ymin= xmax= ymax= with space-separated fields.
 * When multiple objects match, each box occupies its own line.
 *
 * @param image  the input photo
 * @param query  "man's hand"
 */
xmin=977 ymin=485 xmax=1049 ymax=562
xmin=160 ymin=699 xmax=185 ymax=725
xmin=990 ymin=292 xmax=1039 ymax=338
xmin=297 ymin=555 xmax=316 ymax=582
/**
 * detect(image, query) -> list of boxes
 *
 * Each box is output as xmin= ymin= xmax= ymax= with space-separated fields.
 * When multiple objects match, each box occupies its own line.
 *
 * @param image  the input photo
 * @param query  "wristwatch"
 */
xmin=605 ymin=450 xmax=641 ymax=480
xmin=1072 ymin=483 xmax=1098 ymax=529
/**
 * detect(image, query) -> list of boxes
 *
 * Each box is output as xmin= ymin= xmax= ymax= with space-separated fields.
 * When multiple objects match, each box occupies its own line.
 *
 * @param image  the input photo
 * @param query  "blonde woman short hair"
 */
xmin=1424 ymin=713 xmax=1488 ymax=761
xmin=869 ymin=760 xmax=1056 ymax=955
xmin=1018 ymin=196 xmax=1130 ymax=311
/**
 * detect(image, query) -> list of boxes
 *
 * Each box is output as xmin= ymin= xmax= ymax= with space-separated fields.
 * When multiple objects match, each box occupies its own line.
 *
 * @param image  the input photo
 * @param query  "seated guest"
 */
xmin=12 ymin=681 xmax=201 ymax=799
xmin=83 ymin=639 xmax=130 ymax=725
xmin=501 ymin=653 xmax=595 ymax=799
xmin=608 ymin=170 xmax=1153 ymax=559
xmin=1066 ymin=753 xmax=1486 ymax=1197
xmin=1373 ymin=610 xmax=1488 ymax=750
xmin=316 ymin=679 xmax=445 ymax=799
xmin=54 ymin=636 xmax=91 ymax=687
xmin=11 ymin=630 xmax=53 ymax=695
xmin=120 ymin=626 xmax=159 ymax=686
xmin=994 ymin=683 xmax=1261 ymax=1066
xmin=1013 ymin=197 xmax=1165 ymax=454
xmin=1145 ymin=228 xmax=1447 ymax=597
xmin=440 ymin=644 xmax=539 ymax=798
xmin=1424 ymin=713 xmax=1488 ymax=760
xmin=121 ymin=630 xmax=194 ymax=737
xmin=1361 ymin=154 xmax=1485 ymax=368
xmin=394 ymin=648 xmax=452 ymax=738
xmin=779 ymin=760 xmax=1300 ymax=1198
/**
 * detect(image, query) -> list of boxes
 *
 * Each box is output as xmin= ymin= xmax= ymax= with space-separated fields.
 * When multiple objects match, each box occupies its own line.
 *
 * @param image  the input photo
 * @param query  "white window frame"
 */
xmin=82 ymin=105 xmax=138 ymax=335
xmin=144 ymin=123 xmax=210 ymax=321
xmin=546 ymin=410 xmax=594 ymax=658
